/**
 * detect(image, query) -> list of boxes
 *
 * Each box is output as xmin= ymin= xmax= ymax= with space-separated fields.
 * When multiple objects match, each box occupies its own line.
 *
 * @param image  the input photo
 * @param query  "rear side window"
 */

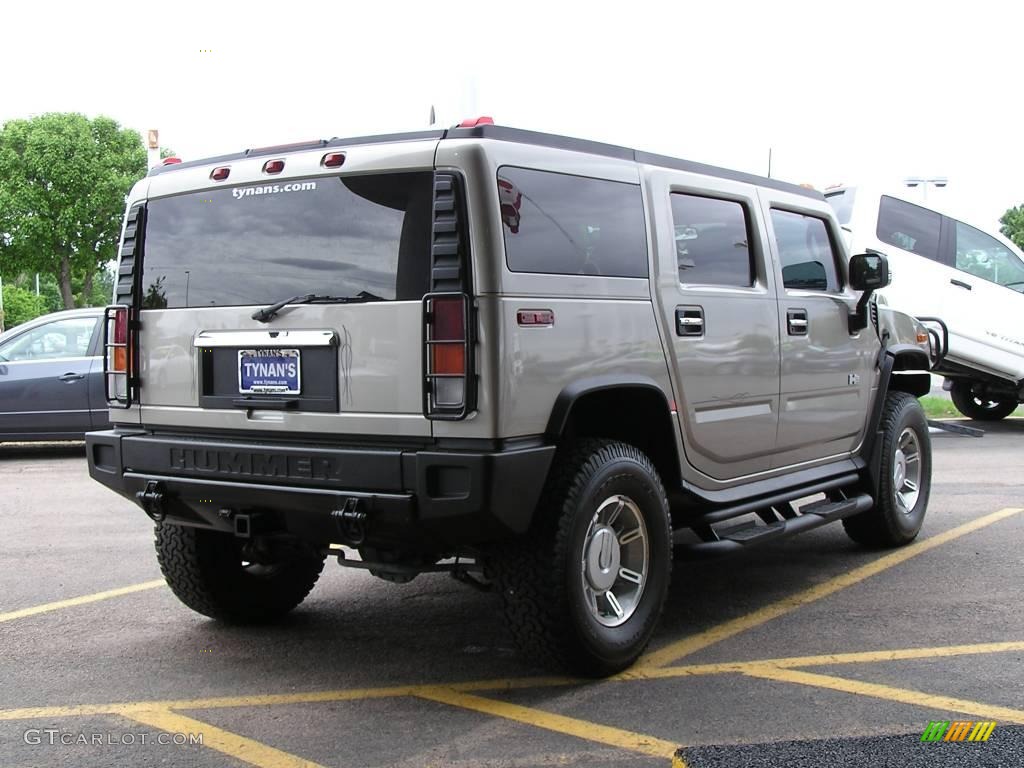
xmin=770 ymin=209 xmax=841 ymax=292
xmin=141 ymin=172 xmax=434 ymax=309
xmin=876 ymin=195 xmax=941 ymax=261
xmin=498 ymin=167 xmax=648 ymax=278
xmin=670 ymin=194 xmax=753 ymax=287
xmin=955 ymin=221 xmax=1024 ymax=291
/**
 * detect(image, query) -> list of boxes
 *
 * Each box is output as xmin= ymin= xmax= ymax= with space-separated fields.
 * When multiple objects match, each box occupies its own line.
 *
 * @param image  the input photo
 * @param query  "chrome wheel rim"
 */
xmin=581 ymin=494 xmax=649 ymax=627
xmin=892 ymin=427 xmax=922 ymax=514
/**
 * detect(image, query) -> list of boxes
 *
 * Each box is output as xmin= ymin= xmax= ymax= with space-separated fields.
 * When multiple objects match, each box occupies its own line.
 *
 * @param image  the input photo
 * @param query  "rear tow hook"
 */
xmin=331 ymin=498 xmax=367 ymax=546
xmin=136 ymin=480 xmax=166 ymax=523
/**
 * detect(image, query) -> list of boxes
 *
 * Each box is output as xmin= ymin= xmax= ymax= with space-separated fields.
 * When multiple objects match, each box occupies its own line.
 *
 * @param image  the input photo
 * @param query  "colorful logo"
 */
xmin=920 ymin=720 xmax=996 ymax=742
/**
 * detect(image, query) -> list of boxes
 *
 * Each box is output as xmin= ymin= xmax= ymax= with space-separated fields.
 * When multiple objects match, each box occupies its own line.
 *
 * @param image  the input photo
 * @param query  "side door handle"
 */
xmin=59 ymin=372 xmax=86 ymax=382
xmin=787 ymin=308 xmax=808 ymax=336
xmin=950 ymin=278 xmax=973 ymax=290
xmin=675 ymin=305 xmax=704 ymax=337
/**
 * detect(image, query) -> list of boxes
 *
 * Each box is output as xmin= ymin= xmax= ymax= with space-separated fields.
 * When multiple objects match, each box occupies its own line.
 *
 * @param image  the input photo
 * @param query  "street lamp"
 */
xmin=184 ymin=270 xmax=191 ymax=307
xmin=904 ymin=176 xmax=948 ymax=204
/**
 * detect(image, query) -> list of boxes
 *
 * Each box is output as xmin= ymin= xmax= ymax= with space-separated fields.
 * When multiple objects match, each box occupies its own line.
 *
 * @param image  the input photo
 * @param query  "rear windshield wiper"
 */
xmin=251 ymin=291 xmax=384 ymax=322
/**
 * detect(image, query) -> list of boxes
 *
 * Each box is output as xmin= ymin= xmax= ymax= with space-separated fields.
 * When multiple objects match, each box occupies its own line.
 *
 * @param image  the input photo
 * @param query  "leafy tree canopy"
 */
xmin=0 ymin=113 xmax=146 ymax=308
xmin=999 ymin=204 xmax=1024 ymax=251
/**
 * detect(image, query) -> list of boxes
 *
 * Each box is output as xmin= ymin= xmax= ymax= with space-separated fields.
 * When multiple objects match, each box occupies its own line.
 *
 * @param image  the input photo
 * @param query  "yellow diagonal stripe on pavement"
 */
xmin=0 ymin=580 xmax=165 ymax=623
xmin=416 ymin=687 xmax=680 ymax=761
xmin=743 ymin=665 xmax=1024 ymax=725
xmin=635 ymin=507 xmax=1023 ymax=670
xmin=121 ymin=707 xmax=326 ymax=768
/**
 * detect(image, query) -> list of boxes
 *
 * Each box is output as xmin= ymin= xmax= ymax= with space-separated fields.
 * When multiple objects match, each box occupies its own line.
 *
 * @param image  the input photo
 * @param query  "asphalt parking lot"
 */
xmin=2 ymin=421 xmax=1022 ymax=768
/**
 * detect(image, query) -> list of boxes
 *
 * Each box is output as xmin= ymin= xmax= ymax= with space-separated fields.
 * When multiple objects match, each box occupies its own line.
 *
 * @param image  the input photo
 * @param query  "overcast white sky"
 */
xmin=3 ymin=0 xmax=1022 ymax=230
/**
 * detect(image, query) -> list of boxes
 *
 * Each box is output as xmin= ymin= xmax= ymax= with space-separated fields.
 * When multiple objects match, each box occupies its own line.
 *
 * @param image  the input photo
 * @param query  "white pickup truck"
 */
xmin=827 ymin=186 xmax=1024 ymax=420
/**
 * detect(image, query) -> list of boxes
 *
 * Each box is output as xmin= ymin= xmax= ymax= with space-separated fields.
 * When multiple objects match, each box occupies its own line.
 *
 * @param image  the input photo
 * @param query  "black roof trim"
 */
xmin=146 ymin=124 xmax=820 ymax=200
xmin=445 ymin=124 xmax=821 ymax=200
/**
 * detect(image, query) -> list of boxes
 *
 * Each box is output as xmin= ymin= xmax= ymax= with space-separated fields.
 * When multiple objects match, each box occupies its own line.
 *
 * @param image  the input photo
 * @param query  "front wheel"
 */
xmin=155 ymin=524 xmax=325 ymax=622
xmin=491 ymin=439 xmax=672 ymax=676
xmin=950 ymin=380 xmax=1018 ymax=421
xmin=844 ymin=392 xmax=932 ymax=547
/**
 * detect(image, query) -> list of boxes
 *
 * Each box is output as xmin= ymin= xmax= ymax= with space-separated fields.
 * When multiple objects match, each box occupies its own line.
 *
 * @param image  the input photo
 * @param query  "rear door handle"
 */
xmin=787 ymin=309 xmax=809 ymax=336
xmin=675 ymin=306 xmax=704 ymax=337
xmin=950 ymin=278 xmax=972 ymax=290
xmin=59 ymin=372 xmax=86 ymax=382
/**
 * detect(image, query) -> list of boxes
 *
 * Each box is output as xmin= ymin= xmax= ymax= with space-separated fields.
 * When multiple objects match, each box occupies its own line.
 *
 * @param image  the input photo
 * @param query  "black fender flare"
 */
xmin=544 ymin=375 xmax=674 ymax=440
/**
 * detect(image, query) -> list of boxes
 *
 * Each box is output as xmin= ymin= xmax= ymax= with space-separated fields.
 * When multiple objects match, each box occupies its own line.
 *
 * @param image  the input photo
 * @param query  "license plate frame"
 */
xmin=238 ymin=348 xmax=301 ymax=395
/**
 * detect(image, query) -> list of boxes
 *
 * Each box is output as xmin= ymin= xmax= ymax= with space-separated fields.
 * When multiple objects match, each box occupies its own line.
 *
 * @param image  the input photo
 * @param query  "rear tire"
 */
xmin=490 ymin=439 xmax=672 ymax=677
xmin=155 ymin=524 xmax=325 ymax=622
xmin=844 ymin=392 xmax=931 ymax=547
xmin=950 ymin=380 xmax=1018 ymax=421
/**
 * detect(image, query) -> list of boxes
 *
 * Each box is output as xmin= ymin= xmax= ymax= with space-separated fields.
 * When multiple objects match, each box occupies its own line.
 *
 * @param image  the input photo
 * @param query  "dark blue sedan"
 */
xmin=0 ymin=308 xmax=110 ymax=441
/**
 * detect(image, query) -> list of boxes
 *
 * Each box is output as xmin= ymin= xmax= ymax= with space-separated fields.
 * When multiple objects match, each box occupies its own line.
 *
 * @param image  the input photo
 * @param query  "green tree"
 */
xmin=1 ymin=283 xmax=47 ymax=328
xmin=0 ymin=113 xmax=146 ymax=309
xmin=999 ymin=204 xmax=1024 ymax=251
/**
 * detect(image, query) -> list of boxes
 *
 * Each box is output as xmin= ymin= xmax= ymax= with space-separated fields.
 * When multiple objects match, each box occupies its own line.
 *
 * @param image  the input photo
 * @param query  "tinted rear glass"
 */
xmin=498 ymin=167 xmax=648 ymax=278
xmin=876 ymin=195 xmax=941 ymax=261
xmin=141 ymin=173 xmax=433 ymax=309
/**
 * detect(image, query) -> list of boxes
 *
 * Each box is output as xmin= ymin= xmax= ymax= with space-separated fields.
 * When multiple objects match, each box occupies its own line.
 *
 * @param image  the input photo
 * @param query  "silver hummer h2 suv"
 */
xmin=87 ymin=120 xmax=935 ymax=676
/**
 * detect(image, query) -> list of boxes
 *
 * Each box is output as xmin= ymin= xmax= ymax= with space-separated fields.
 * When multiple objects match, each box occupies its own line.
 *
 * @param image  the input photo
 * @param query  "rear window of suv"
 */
xmin=141 ymin=172 xmax=433 ymax=308
xmin=498 ymin=167 xmax=648 ymax=278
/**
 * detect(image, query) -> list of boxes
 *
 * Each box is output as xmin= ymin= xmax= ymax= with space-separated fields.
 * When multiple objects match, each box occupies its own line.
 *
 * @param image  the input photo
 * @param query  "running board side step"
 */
xmin=674 ymin=493 xmax=874 ymax=558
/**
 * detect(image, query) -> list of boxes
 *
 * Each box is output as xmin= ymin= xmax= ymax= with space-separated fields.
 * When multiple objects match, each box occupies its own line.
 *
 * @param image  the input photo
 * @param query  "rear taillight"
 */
xmin=424 ymin=294 xmax=472 ymax=418
xmin=104 ymin=305 xmax=134 ymax=406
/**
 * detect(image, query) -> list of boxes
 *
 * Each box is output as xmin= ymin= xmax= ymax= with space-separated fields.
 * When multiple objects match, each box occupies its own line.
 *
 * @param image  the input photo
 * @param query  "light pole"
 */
xmin=184 ymin=271 xmax=191 ymax=307
xmin=904 ymin=176 xmax=948 ymax=205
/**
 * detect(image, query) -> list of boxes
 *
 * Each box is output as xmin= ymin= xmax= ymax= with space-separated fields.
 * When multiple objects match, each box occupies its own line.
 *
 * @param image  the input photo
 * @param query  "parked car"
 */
xmin=826 ymin=186 xmax=1024 ymax=419
xmin=86 ymin=123 xmax=933 ymax=676
xmin=0 ymin=308 xmax=110 ymax=441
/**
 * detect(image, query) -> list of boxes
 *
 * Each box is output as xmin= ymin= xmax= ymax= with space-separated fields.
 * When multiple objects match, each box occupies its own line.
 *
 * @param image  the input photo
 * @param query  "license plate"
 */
xmin=238 ymin=348 xmax=301 ymax=394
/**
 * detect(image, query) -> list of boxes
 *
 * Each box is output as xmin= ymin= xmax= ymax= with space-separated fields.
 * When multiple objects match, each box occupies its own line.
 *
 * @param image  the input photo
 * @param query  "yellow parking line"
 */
xmin=121 ymin=707 xmax=326 ymax=768
xmin=0 ymin=580 xmax=165 ymax=624
xmin=749 ymin=640 xmax=1024 ymax=669
xmin=743 ymin=665 xmax=1024 ymax=725
xmin=634 ymin=507 xmax=1024 ymax=670
xmin=416 ymin=687 xmax=680 ymax=761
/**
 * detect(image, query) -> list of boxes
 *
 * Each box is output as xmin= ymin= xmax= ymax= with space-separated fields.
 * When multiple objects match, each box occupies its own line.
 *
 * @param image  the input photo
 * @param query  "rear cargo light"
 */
xmin=321 ymin=152 xmax=346 ymax=168
xmin=210 ymin=166 xmax=231 ymax=181
xmin=423 ymin=294 xmax=472 ymax=418
xmin=263 ymin=159 xmax=285 ymax=174
xmin=162 ymin=157 xmax=182 ymax=165
xmin=103 ymin=305 xmax=135 ymax=406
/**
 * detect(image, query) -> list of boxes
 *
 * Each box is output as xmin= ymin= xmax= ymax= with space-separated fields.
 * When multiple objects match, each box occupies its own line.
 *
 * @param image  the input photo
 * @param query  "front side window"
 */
xmin=0 ymin=317 xmax=98 ymax=362
xmin=141 ymin=173 xmax=434 ymax=309
xmin=671 ymin=194 xmax=753 ymax=287
xmin=955 ymin=221 xmax=1024 ymax=292
xmin=876 ymin=195 xmax=941 ymax=261
xmin=498 ymin=167 xmax=648 ymax=278
xmin=771 ymin=209 xmax=841 ymax=292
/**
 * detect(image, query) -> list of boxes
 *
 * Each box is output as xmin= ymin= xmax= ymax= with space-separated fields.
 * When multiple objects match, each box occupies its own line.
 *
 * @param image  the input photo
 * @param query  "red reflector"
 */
xmin=162 ymin=157 xmax=182 ymax=165
xmin=431 ymin=298 xmax=465 ymax=341
xmin=458 ymin=116 xmax=495 ymax=128
xmin=210 ymin=166 xmax=230 ymax=181
xmin=432 ymin=344 xmax=465 ymax=375
xmin=321 ymin=152 xmax=346 ymax=168
xmin=263 ymin=159 xmax=285 ymax=174
xmin=517 ymin=309 xmax=554 ymax=326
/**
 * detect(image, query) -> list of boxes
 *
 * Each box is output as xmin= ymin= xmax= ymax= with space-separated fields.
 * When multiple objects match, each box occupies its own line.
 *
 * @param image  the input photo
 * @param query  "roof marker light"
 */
xmin=458 ymin=116 xmax=495 ymax=128
xmin=162 ymin=157 xmax=182 ymax=165
xmin=263 ymin=159 xmax=285 ymax=174
xmin=321 ymin=152 xmax=346 ymax=168
xmin=210 ymin=167 xmax=231 ymax=181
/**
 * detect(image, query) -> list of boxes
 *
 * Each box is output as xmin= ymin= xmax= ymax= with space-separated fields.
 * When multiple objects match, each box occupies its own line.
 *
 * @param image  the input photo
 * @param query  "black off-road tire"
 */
xmin=155 ymin=524 xmax=325 ymax=622
xmin=844 ymin=392 xmax=932 ymax=547
xmin=949 ymin=380 xmax=1018 ymax=421
xmin=490 ymin=439 xmax=672 ymax=677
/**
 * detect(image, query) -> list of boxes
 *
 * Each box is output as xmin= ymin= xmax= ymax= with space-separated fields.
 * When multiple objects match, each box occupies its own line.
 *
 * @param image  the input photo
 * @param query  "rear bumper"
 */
xmin=86 ymin=429 xmax=555 ymax=548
